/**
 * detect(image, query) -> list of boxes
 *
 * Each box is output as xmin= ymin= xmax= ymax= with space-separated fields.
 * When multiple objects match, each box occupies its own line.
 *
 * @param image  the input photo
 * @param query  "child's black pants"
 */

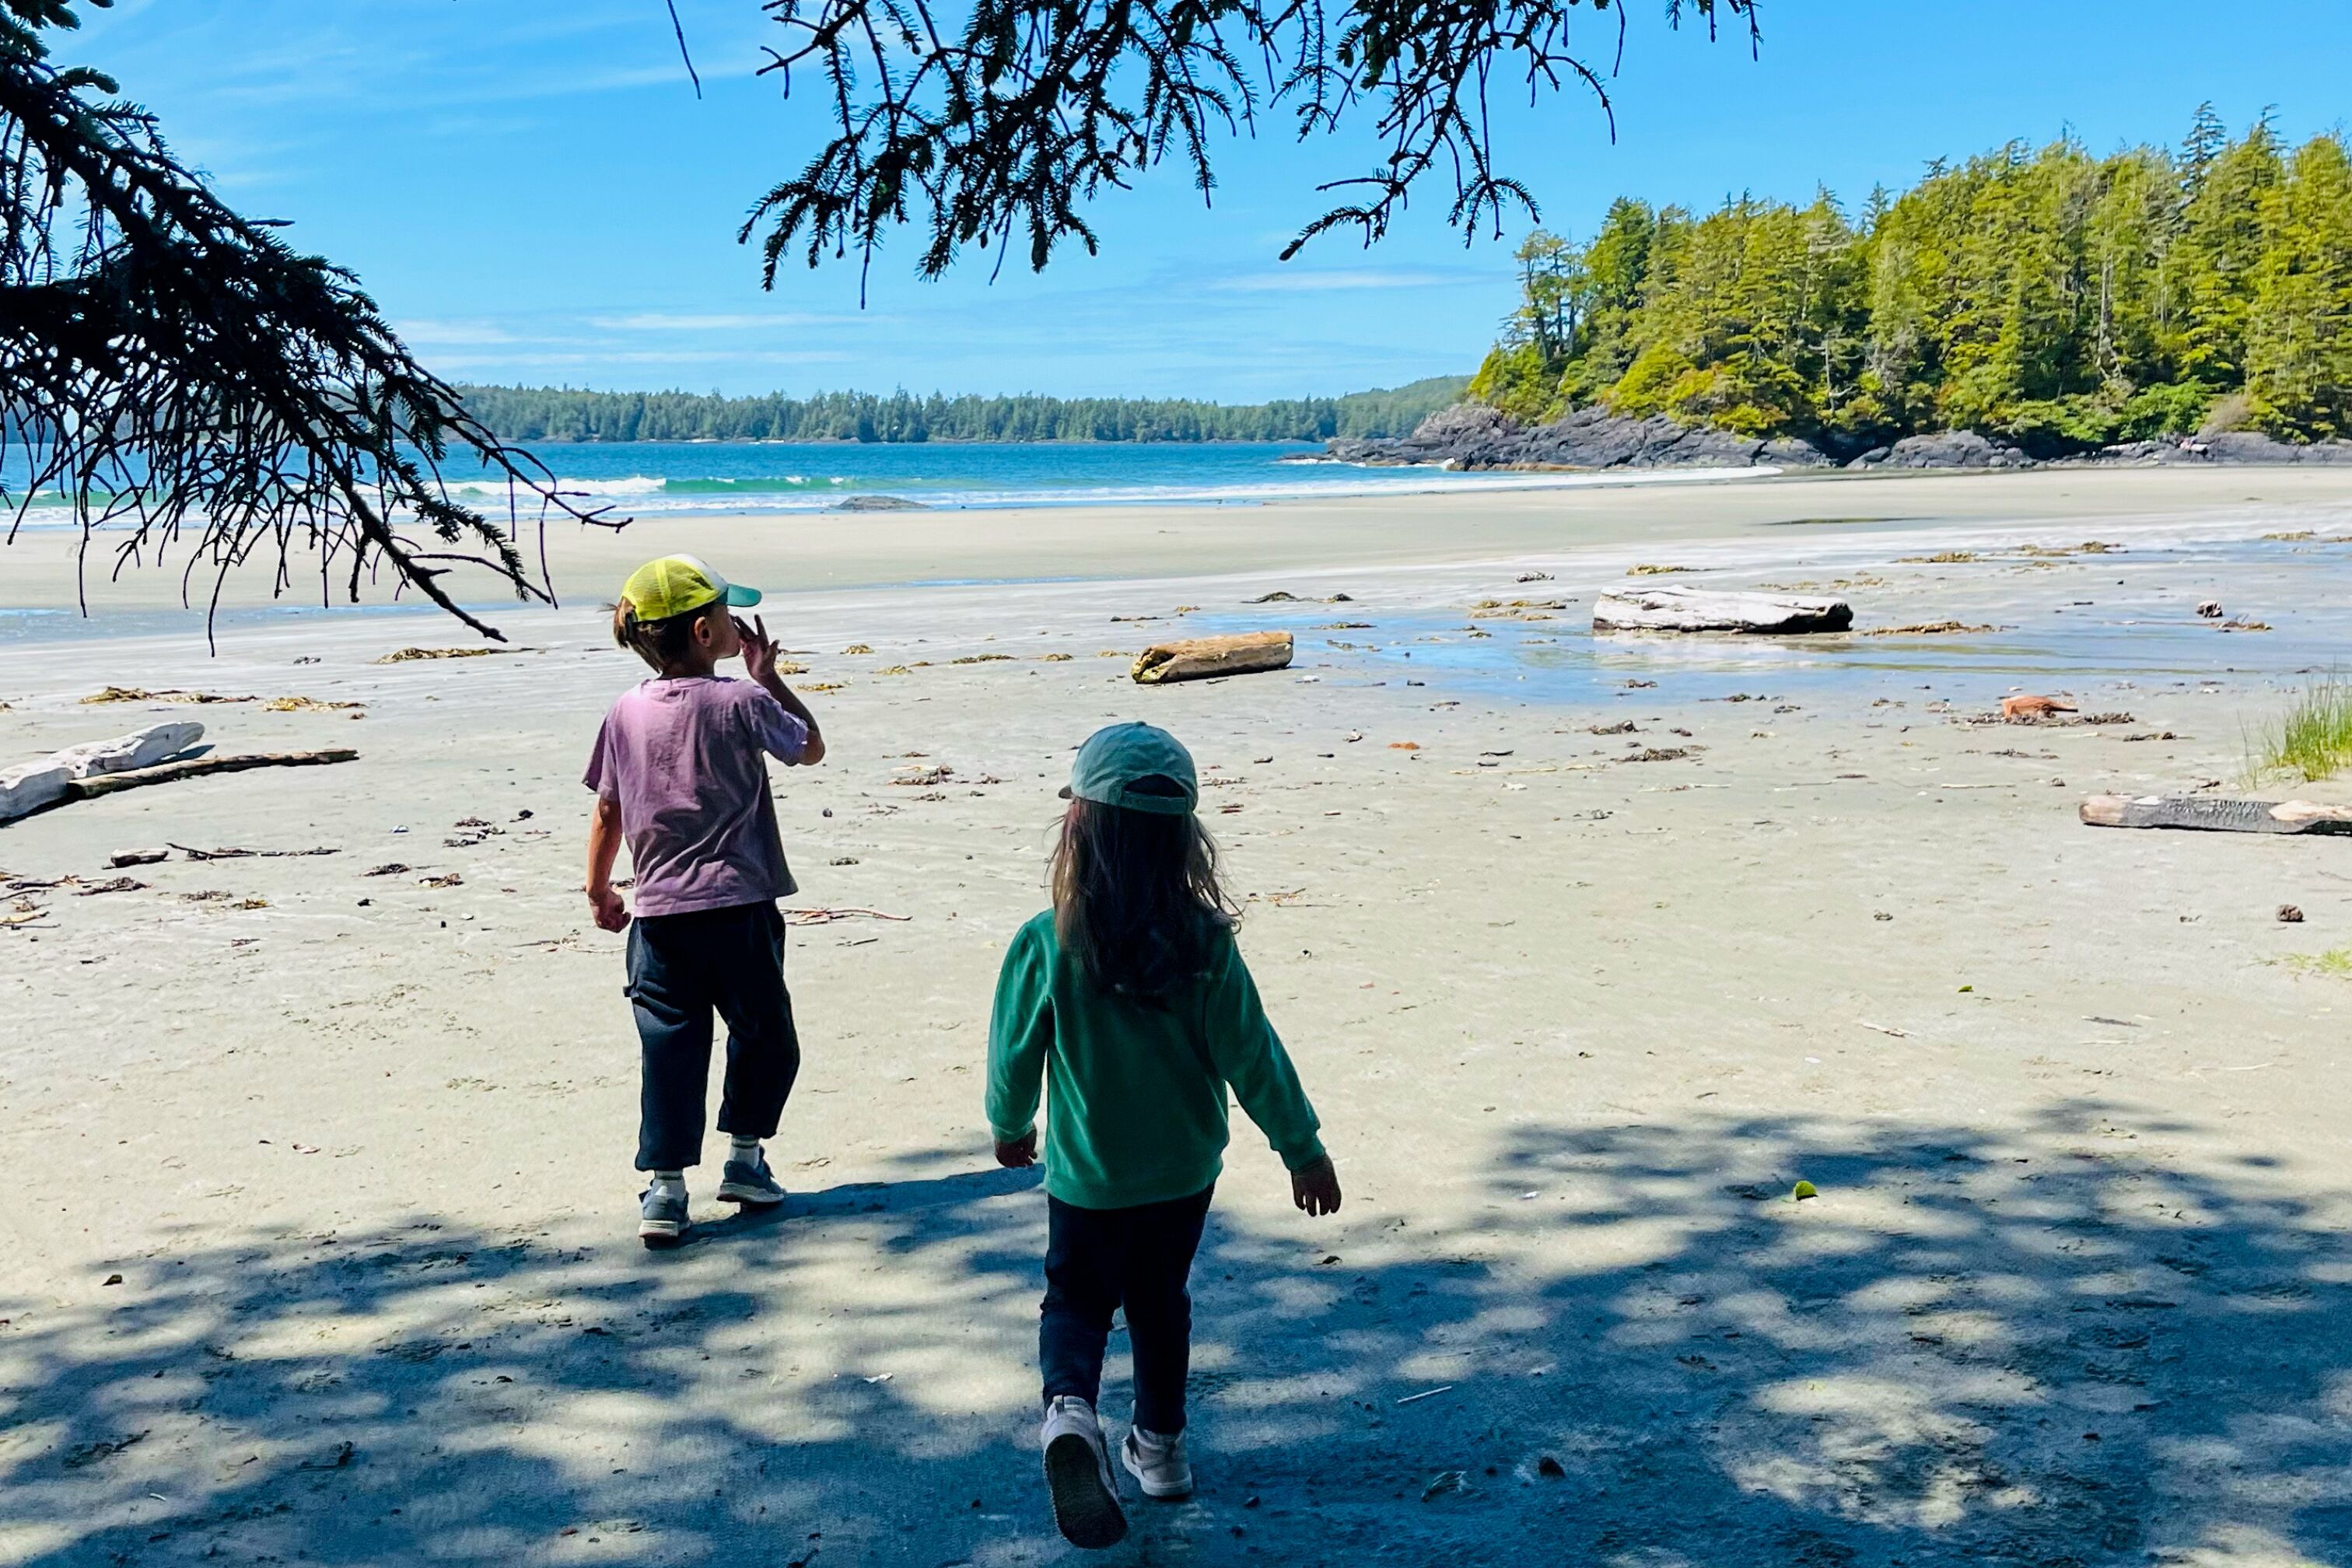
xmin=626 ymin=900 xmax=800 ymax=1171
xmin=1041 ymin=1185 xmax=1214 ymax=1434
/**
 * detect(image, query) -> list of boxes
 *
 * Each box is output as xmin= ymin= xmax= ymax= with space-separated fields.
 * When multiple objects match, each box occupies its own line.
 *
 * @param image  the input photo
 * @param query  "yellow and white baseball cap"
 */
xmin=618 ymin=555 xmax=761 ymax=623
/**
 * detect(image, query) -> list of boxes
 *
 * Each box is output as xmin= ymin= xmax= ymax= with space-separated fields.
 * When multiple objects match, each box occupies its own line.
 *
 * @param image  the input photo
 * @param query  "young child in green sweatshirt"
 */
xmin=987 ymin=721 xmax=1341 ymax=1550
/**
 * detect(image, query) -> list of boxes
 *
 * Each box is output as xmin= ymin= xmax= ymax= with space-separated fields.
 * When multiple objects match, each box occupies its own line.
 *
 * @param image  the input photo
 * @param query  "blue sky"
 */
xmin=65 ymin=0 xmax=2352 ymax=401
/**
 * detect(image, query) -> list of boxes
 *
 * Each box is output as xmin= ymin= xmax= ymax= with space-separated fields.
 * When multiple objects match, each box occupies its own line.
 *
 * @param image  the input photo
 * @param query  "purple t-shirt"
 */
xmin=583 ymin=676 xmax=809 ymax=918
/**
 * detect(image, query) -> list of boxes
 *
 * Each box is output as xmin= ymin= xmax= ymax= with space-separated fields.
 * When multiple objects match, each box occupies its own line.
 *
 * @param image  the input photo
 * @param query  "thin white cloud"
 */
xmin=1212 ymin=268 xmax=1482 ymax=293
xmin=391 ymin=319 xmax=527 ymax=347
xmin=424 ymin=348 xmax=855 ymax=370
xmin=215 ymin=61 xmax=690 ymax=113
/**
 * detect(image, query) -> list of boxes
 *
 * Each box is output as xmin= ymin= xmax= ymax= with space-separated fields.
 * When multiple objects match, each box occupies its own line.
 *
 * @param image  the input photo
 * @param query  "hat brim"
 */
xmin=1059 ymin=782 xmax=1194 ymax=815
xmin=723 ymin=583 xmax=762 ymax=608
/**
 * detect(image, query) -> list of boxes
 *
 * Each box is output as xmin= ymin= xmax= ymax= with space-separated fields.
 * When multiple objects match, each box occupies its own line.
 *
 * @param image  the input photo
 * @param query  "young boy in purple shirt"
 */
xmin=584 ymin=555 xmax=827 ymax=1245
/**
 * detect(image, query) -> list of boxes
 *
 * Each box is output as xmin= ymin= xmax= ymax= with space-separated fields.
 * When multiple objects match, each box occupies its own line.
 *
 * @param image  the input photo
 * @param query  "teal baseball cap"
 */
xmin=1059 ymin=722 xmax=1199 ymax=816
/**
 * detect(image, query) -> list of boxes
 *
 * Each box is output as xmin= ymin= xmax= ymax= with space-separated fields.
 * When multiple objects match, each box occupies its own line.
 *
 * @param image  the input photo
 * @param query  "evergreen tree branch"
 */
xmin=0 ymin=3 xmax=625 ymax=643
xmin=741 ymin=0 xmax=1756 ymax=282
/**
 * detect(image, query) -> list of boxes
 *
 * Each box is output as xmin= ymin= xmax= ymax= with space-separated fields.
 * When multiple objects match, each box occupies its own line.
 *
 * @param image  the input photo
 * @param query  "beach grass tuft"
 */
xmin=2245 ymin=675 xmax=2352 ymax=784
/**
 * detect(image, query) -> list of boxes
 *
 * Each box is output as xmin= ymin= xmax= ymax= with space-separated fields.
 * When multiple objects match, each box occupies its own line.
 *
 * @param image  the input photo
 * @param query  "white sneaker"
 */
xmin=1040 ymin=1395 xmax=1127 ymax=1549
xmin=1122 ymin=1425 xmax=1193 ymax=1500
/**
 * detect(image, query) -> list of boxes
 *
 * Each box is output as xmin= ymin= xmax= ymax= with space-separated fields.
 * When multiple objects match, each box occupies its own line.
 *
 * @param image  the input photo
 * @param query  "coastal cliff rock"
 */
xmin=1317 ymin=405 xmax=1836 ymax=471
xmin=1306 ymin=402 xmax=2352 ymax=474
xmin=2095 ymin=432 xmax=2352 ymax=466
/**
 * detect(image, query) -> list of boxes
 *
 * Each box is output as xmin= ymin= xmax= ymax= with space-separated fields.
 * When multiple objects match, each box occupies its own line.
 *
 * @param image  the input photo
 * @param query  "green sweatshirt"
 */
xmin=987 ymin=911 xmax=1325 ymax=1210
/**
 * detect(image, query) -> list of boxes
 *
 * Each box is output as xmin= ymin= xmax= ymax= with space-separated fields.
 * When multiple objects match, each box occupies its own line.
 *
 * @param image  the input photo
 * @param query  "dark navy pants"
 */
xmin=625 ymin=900 xmax=800 ymax=1171
xmin=1040 ymin=1185 xmax=1214 ymax=1434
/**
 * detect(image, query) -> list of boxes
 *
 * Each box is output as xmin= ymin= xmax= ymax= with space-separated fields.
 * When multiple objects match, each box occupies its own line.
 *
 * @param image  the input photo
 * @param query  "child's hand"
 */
xmin=1291 ymin=1153 xmax=1342 ymax=1216
xmin=994 ymin=1129 xmax=1038 ymax=1169
xmin=588 ymin=884 xmax=630 ymax=933
xmin=736 ymin=615 xmax=782 ymax=684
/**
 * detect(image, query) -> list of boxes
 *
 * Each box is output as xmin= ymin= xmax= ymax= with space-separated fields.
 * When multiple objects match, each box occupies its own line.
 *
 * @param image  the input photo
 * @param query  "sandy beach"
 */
xmin=7 ymin=465 xmax=2352 ymax=1566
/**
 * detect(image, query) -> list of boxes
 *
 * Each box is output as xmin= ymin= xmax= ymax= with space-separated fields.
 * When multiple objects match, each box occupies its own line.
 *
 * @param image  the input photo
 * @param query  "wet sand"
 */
xmin=5 ymin=468 xmax=2352 ymax=1566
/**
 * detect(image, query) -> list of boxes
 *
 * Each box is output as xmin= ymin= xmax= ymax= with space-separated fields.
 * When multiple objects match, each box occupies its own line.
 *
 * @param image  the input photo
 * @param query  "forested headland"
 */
xmin=453 ymin=376 xmax=1468 ymax=443
xmin=1468 ymin=110 xmax=2352 ymax=455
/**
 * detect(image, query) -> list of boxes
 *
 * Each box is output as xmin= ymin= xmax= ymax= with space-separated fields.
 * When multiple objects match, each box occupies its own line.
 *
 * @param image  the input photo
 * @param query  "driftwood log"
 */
xmin=67 ymin=749 xmax=359 ymax=800
xmin=0 ymin=722 xmax=206 ymax=822
xmin=2080 ymin=794 xmax=2352 ymax=835
xmin=1593 ymin=587 xmax=1854 ymax=634
xmin=1132 ymin=631 xmax=1293 ymax=684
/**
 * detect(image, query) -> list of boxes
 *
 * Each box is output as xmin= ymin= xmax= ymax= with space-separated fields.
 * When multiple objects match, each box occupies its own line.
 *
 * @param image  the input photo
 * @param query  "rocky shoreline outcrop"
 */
xmin=1294 ymin=403 xmax=2352 ymax=473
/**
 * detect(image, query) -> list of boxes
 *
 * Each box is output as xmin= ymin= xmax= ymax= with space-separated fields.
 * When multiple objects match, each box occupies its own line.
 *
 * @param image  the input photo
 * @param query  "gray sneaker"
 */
xmin=1041 ymin=1395 xmax=1127 ymax=1549
xmin=716 ymin=1150 xmax=786 ymax=1207
xmin=1122 ymin=1425 xmax=1193 ymax=1500
xmin=639 ymin=1184 xmax=688 ymax=1247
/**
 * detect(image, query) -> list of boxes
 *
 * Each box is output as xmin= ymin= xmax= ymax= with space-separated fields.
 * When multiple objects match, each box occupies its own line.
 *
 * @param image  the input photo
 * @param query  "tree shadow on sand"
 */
xmin=5 ymin=1104 xmax=2350 ymax=1566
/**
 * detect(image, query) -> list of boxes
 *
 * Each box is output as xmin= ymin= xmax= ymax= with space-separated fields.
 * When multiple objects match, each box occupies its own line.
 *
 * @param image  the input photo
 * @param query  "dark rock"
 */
xmin=2209 ymin=430 xmax=2352 ymax=464
xmin=1655 ymin=425 xmax=1767 ymax=467
xmin=2084 ymin=432 xmax=2352 ymax=465
xmin=1408 ymin=402 xmax=1517 ymax=449
xmin=1315 ymin=404 xmax=1524 ymax=467
xmin=1760 ymin=436 xmax=1836 ymax=469
xmin=1316 ymin=403 xmax=1835 ymax=472
xmin=831 ymin=494 xmax=931 ymax=512
xmin=2096 ymin=438 xmax=2203 ymax=465
xmin=1880 ymin=431 xmax=2035 ymax=470
xmin=1300 ymin=401 xmax=2352 ymax=474
xmin=2203 ymin=432 xmax=2298 ymax=464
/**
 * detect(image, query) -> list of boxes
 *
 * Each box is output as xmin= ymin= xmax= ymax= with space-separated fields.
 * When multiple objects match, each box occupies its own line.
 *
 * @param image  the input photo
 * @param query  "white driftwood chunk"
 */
xmin=1593 ymin=587 xmax=1853 ymax=634
xmin=0 ymin=722 xmax=205 ymax=823
xmin=2080 ymin=794 xmax=2352 ymax=835
xmin=1132 ymin=631 xmax=1294 ymax=684
xmin=0 ymin=759 xmax=72 ymax=821
xmin=58 ymin=721 xmax=205 ymax=779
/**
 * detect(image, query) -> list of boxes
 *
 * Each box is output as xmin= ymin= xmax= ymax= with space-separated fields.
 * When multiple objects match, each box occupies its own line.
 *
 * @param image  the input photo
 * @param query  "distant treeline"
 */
xmin=453 ymin=376 xmax=1469 ymax=443
xmin=1472 ymin=109 xmax=2352 ymax=452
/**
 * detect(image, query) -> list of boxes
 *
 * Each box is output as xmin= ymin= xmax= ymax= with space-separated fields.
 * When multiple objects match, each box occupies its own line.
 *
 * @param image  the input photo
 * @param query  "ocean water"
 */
xmin=5 ymin=440 xmax=1768 ymax=522
xmin=1169 ymin=533 xmax=2352 ymax=711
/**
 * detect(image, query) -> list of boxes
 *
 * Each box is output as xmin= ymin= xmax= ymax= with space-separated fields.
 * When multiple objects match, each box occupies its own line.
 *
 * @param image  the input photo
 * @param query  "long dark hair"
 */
xmin=1050 ymin=796 xmax=1237 ymax=1003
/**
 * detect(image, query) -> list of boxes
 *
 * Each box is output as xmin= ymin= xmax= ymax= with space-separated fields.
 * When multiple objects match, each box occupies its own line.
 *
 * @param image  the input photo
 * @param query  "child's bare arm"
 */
xmin=586 ymin=796 xmax=628 ymax=931
xmin=736 ymin=615 xmax=826 ymax=765
xmin=763 ymin=677 xmax=825 ymax=765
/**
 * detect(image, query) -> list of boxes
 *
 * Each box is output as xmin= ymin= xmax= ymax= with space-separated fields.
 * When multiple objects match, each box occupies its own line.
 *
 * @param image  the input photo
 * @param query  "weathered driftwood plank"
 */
xmin=1593 ymin=586 xmax=1853 ymax=635
xmin=67 ymin=748 xmax=358 ymax=800
xmin=2080 ymin=794 xmax=2352 ymax=835
xmin=1132 ymin=631 xmax=1293 ymax=684
xmin=0 ymin=759 xmax=74 ymax=823
xmin=0 ymin=722 xmax=205 ymax=822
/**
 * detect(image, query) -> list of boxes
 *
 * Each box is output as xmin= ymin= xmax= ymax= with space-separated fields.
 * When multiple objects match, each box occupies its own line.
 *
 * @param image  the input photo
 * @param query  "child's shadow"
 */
xmin=684 ymin=1162 xmax=1042 ymax=1248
